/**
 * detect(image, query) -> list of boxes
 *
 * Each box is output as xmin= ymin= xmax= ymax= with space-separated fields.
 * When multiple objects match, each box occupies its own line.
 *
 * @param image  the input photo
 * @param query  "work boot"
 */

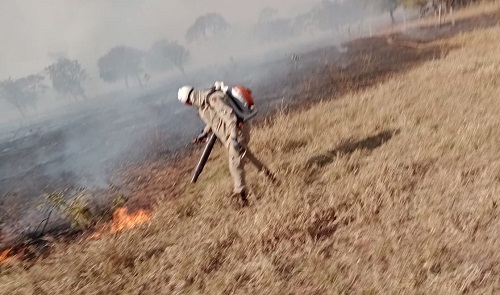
xmin=232 ymin=190 xmax=248 ymax=207
xmin=231 ymin=189 xmax=249 ymax=207
xmin=239 ymin=189 xmax=249 ymax=206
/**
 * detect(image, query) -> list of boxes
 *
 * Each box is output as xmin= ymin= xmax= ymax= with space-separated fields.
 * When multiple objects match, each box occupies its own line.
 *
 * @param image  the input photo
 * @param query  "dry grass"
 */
xmin=2 ymin=4 xmax=500 ymax=294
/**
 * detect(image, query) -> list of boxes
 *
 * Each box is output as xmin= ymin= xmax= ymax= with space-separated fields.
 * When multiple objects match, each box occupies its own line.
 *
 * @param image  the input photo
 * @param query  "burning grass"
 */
xmin=0 ymin=206 xmax=151 ymax=265
xmin=1 ymin=4 xmax=500 ymax=294
xmin=91 ymin=207 xmax=152 ymax=239
xmin=0 ymin=249 xmax=11 ymax=263
xmin=110 ymin=208 xmax=151 ymax=233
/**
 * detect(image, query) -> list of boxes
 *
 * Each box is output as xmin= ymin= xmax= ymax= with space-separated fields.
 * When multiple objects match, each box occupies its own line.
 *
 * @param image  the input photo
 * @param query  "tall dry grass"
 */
xmin=1 ymin=4 xmax=500 ymax=294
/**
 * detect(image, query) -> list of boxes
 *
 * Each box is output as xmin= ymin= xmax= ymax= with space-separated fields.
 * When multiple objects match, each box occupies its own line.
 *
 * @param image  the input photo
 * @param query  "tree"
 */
xmin=368 ymin=0 xmax=400 ymax=23
xmin=368 ymin=0 xmax=471 ymax=25
xmin=97 ymin=46 xmax=145 ymax=88
xmin=374 ymin=0 xmax=445 ymax=24
xmin=45 ymin=58 xmax=87 ymax=100
xmin=145 ymin=39 xmax=190 ymax=75
xmin=0 ymin=75 xmax=47 ymax=117
xmin=186 ymin=13 xmax=230 ymax=43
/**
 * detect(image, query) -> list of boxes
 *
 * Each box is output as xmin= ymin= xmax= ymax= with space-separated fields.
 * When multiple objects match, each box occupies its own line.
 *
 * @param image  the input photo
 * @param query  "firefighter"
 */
xmin=177 ymin=82 xmax=275 ymax=204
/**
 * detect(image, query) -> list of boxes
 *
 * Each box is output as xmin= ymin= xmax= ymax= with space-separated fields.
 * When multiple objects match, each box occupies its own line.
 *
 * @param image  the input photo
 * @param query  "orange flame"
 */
xmin=111 ymin=207 xmax=151 ymax=233
xmin=91 ymin=207 xmax=151 ymax=239
xmin=0 ymin=249 xmax=12 ymax=263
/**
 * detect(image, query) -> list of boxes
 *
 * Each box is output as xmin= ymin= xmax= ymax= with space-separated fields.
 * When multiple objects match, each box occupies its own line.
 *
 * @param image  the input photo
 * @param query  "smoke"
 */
xmin=0 ymin=0 xmax=316 ymax=80
xmin=0 ymin=0 xmax=406 ymax=238
xmin=0 ymin=0 xmax=389 ymax=96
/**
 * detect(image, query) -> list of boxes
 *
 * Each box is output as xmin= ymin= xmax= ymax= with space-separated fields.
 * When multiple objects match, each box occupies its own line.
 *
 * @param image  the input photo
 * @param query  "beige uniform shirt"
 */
xmin=191 ymin=89 xmax=239 ymax=148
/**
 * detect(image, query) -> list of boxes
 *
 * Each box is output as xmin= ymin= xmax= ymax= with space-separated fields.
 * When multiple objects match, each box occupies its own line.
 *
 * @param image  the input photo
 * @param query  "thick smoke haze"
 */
xmin=0 ymin=0 xmax=388 ymax=125
xmin=0 ymin=0 xmax=391 ymax=174
xmin=0 ymin=0 xmax=315 ymax=81
xmin=0 ymin=0 xmax=402 ymax=242
xmin=0 ymin=0 xmax=330 ymax=126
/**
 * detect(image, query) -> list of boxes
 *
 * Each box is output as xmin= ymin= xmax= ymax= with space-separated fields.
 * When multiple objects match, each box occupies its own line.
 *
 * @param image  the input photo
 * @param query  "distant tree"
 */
xmin=24 ymin=75 xmax=48 ymax=97
xmin=186 ymin=13 xmax=230 ymax=43
xmin=366 ymin=0 xmax=400 ymax=23
xmin=97 ymin=46 xmax=145 ymax=88
xmin=373 ymin=0 xmax=438 ymax=23
xmin=45 ymin=58 xmax=87 ymax=100
xmin=0 ymin=75 xmax=47 ymax=117
xmin=429 ymin=0 xmax=460 ymax=26
xmin=145 ymin=39 xmax=190 ymax=75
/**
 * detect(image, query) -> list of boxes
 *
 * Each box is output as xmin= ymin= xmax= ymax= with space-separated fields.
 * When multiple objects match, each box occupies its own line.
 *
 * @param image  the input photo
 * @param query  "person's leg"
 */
xmin=242 ymin=148 xmax=264 ymax=171
xmin=228 ymin=144 xmax=247 ymax=202
xmin=239 ymin=124 xmax=277 ymax=183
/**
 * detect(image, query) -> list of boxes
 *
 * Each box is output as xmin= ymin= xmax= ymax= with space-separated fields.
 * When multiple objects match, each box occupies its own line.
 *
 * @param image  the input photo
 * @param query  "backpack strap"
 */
xmin=206 ymin=86 xmax=258 ymax=124
xmin=205 ymin=87 xmax=217 ymax=101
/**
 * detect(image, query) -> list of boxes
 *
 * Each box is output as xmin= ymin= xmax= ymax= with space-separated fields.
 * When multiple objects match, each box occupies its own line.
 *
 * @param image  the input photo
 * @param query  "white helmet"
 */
xmin=178 ymin=85 xmax=194 ymax=105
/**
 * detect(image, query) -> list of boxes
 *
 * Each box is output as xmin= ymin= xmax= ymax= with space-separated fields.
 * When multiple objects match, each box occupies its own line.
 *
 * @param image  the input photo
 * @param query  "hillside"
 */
xmin=1 ymin=3 xmax=500 ymax=294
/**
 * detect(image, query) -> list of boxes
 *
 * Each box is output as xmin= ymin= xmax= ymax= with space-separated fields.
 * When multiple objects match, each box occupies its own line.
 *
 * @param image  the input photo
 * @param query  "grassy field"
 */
xmin=1 ymin=3 xmax=500 ymax=294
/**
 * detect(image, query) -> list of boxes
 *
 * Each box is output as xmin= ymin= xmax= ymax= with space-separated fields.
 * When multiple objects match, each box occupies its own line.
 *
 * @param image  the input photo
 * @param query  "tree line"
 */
xmin=0 ymin=40 xmax=190 ymax=117
xmin=1 ymin=0 xmax=491 ymax=117
xmin=1 ymin=11 xmax=230 ymax=118
xmin=370 ymin=0 xmax=494 ymax=24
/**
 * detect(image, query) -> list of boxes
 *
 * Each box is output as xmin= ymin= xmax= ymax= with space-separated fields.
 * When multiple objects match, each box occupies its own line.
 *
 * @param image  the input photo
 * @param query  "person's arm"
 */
xmin=193 ymin=126 xmax=212 ymax=144
xmin=202 ymin=125 xmax=212 ymax=135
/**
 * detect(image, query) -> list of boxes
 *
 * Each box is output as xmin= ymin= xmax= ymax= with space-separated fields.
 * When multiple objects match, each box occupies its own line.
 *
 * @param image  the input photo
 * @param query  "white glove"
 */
xmin=214 ymin=81 xmax=229 ymax=93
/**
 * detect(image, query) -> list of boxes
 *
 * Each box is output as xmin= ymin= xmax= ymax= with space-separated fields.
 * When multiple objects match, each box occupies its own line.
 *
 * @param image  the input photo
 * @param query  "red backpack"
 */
xmin=226 ymin=85 xmax=258 ymax=122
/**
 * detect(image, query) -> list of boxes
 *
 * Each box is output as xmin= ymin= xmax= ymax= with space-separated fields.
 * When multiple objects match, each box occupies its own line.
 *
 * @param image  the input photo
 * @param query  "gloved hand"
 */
xmin=214 ymin=81 xmax=229 ymax=93
xmin=193 ymin=131 xmax=209 ymax=144
xmin=231 ymin=138 xmax=244 ymax=152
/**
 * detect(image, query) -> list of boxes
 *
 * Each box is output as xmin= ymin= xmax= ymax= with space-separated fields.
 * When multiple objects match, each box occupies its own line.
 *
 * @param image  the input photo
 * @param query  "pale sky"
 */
xmin=0 ymin=0 xmax=317 ymax=80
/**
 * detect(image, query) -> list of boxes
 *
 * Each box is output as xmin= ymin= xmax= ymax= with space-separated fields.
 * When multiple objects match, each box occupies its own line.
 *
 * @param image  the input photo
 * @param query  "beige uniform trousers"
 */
xmin=228 ymin=123 xmax=266 ymax=194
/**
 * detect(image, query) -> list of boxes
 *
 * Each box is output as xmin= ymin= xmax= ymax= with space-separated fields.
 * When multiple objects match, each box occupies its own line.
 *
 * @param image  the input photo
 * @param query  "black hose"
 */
xmin=226 ymin=96 xmax=258 ymax=122
xmin=191 ymin=133 xmax=217 ymax=183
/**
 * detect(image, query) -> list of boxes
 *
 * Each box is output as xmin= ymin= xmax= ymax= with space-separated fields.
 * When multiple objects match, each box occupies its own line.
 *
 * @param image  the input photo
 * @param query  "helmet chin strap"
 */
xmin=187 ymin=88 xmax=194 ymax=105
